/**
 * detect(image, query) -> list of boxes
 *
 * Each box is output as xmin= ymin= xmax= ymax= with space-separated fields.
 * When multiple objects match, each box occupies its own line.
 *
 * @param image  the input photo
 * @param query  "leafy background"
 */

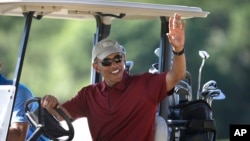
xmin=1 ymin=0 xmax=250 ymax=140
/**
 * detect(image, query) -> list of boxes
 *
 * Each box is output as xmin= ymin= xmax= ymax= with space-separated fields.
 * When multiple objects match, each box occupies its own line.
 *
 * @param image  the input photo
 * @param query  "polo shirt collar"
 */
xmin=100 ymin=71 xmax=129 ymax=92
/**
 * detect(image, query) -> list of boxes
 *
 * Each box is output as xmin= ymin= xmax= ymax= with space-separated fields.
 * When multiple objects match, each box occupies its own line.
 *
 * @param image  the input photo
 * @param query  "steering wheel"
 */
xmin=25 ymin=97 xmax=74 ymax=141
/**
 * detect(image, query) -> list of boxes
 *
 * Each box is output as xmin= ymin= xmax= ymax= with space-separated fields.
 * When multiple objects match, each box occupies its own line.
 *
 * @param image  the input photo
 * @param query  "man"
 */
xmin=41 ymin=13 xmax=186 ymax=141
xmin=0 ymin=63 xmax=49 ymax=141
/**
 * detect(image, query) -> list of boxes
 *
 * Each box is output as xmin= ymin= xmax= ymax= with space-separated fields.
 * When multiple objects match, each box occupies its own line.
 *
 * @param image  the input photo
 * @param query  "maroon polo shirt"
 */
xmin=62 ymin=72 xmax=170 ymax=141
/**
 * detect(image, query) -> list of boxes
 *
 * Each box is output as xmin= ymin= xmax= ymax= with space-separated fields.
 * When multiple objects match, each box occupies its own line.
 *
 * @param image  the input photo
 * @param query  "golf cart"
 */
xmin=0 ymin=0 xmax=210 ymax=140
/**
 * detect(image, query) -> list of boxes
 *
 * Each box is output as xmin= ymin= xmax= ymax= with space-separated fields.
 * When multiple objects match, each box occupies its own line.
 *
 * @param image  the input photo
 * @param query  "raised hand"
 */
xmin=167 ymin=13 xmax=186 ymax=51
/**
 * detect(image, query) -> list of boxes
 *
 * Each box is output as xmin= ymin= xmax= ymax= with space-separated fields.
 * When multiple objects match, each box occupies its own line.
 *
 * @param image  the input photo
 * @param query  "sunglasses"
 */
xmin=100 ymin=54 xmax=123 ymax=67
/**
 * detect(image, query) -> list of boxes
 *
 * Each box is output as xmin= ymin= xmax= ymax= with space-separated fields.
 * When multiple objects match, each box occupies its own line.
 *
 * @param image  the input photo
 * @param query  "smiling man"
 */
xmin=41 ymin=13 xmax=186 ymax=141
xmin=92 ymin=39 xmax=126 ymax=87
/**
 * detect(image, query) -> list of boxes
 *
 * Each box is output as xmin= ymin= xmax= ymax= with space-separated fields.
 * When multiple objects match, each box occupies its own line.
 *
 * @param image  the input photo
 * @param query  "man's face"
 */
xmin=93 ymin=52 xmax=125 ymax=87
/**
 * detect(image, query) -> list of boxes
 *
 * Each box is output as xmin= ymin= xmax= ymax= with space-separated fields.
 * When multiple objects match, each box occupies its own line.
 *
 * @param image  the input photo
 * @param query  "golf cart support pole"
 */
xmin=158 ymin=17 xmax=172 ymax=121
xmin=6 ymin=12 xmax=34 ymax=139
xmin=91 ymin=15 xmax=111 ymax=84
xmin=13 ymin=12 xmax=34 ymax=87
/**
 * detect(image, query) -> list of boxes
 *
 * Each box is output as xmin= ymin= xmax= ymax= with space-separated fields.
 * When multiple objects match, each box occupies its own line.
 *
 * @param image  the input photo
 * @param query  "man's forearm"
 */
xmin=165 ymin=49 xmax=186 ymax=92
xmin=7 ymin=123 xmax=29 ymax=141
xmin=171 ymin=51 xmax=186 ymax=83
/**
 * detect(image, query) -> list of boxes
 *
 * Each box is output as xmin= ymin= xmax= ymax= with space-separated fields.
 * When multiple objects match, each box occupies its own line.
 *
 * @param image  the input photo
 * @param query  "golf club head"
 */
xmin=213 ymin=89 xmax=226 ymax=100
xmin=175 ymin=86 xmax=189 ymax=96
xmin=199 ymin=50 xmax=210 ymax=59
xmin=125 ymin=61 xmax=133 ymax=73
xmin=202 ymin=80 xmax=217 ymax=90
xmin=149 ymin=63 xmax=159 ymax=74
xmin=208 ymin=89 xmax=220 ymax=97
xmin=205 ymin=89 xmax=226 ymax=107
xmin=154 ymin=48 xmax=160 ymax=58
xmin=200 ymin=90 xmax=213 ymax=98
xmin=175 ymin=80 xmax=192 ymax=101
xmin=200 ymin=89 xmax=225 ymax=100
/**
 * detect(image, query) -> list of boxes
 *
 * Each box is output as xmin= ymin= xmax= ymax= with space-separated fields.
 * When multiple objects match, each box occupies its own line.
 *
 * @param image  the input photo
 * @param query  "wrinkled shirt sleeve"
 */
xmin=11 ymin=84 xmax=34 ymax=123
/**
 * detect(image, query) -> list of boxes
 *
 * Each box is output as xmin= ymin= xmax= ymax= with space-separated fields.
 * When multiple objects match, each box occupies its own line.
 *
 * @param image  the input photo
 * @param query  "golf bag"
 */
xmin=168 ymin=100 xmax=217 ymax=141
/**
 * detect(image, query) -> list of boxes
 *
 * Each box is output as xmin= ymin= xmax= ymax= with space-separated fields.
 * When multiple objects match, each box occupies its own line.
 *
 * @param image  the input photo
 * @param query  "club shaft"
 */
xmin=197 ymin=59 xmax=205 ymax=99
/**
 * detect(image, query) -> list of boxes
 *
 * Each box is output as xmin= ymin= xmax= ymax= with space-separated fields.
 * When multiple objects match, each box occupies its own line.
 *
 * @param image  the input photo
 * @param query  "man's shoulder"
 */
xmin=0 ymin=74 xmax=33 ymax=92
xmin=77 ymin=83 xmax=100 ymax=93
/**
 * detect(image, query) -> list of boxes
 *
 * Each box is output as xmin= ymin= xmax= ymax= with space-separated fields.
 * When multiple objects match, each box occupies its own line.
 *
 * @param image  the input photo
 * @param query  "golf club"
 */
xmin=125 ymin=61 xmax=134 ymax=74
xmin=197 ymin=50 xmax=210 ymax=99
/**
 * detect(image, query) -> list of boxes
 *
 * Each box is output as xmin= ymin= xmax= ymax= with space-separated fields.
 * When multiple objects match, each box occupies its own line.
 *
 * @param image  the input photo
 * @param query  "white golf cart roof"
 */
xmin=0 ymin=0 xmax=209 ymax=20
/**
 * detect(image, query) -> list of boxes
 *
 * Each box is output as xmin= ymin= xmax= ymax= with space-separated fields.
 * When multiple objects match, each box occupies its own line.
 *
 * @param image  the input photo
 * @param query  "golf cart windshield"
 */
xmin=0 ymin=0 xmax=209 ymax=140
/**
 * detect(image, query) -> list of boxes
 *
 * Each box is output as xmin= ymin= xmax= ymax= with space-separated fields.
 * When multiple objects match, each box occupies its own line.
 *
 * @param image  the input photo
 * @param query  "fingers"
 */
xmin=167 ymin=13 xmax=186 ymax=49
xmin=169 ymin=13 xmax=185 ymax=30
xmin=41 ymin=94 xmax=59 ymax=108
xmin=41 ymin=97 xmax=72 ymax=121
xmin=173 ymin=13 xmax=181 ymax=29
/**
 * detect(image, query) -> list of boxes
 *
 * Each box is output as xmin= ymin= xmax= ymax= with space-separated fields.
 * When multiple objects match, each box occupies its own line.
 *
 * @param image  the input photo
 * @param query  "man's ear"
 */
xmin=93 ymin=63 xmax=100 ymax=73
